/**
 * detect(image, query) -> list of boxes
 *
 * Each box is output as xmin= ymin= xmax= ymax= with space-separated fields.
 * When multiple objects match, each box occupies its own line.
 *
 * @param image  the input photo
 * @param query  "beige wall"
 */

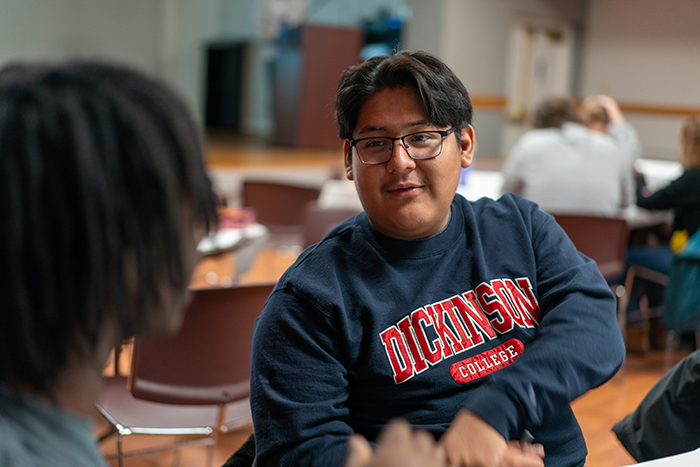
xmin=404 ymin=0 xmax=586 ymax=157
xmin=581 ymin=0 xmax=700 ymax=159
xmin=2 ymin=0 xmax=700 ymax=159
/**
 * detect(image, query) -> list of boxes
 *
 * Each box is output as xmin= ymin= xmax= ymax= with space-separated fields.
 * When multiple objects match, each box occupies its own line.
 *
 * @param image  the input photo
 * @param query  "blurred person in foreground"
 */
xmin=250 ymin=51 xmax=625 ymax=467
xmin=501 ymin=96 xmax=632 ymax=216
xmin=0 ymin=61 xmax=219 ymax=465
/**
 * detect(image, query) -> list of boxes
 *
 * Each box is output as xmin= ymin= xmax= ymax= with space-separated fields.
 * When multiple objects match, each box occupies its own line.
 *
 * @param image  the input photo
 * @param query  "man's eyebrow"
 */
xmin=357 ymin=125 xmax=385 ymax=135
xmin=356 ymin=120 xmax=431 ymax=136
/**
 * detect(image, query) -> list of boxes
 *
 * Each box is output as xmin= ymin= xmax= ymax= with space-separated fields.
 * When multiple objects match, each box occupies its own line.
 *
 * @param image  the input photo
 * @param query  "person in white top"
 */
xmin=580 ymin=94 xmax=642 ymax=164
xmin=501 ymin=96 xmax=632 ymax=217
xmin=580 ymin=95 xmax=641 ymax=200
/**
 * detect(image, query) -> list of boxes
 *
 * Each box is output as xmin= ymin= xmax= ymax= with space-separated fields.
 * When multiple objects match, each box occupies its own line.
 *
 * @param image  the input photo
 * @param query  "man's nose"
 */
xmin=386 ymin=140 xmax=415 ymax=172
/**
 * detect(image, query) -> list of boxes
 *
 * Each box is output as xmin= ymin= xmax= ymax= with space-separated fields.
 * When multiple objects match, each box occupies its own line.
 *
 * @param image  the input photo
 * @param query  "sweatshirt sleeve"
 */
xmin=461 ymin=204 xmax=626 ymax=440
xmin=636 ymin=172 xmax=690 ymax=211
xmin=250 ymin=287 xmax=351 ymax=467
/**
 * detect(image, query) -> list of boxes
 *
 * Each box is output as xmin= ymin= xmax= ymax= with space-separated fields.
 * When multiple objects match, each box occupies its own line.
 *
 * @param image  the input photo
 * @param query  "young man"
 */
xmin=250 ymin=51 xmax=625 ymax=467
xmin=0 ymin=61 xmax=218 ymax=465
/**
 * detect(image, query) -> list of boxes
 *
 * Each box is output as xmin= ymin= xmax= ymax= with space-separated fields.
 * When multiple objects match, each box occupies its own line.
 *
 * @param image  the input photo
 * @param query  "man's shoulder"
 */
xmin=456 ymin=193 xmax=544 ymax=230
xmin=459 ymin=192 xmax=539 ymax=214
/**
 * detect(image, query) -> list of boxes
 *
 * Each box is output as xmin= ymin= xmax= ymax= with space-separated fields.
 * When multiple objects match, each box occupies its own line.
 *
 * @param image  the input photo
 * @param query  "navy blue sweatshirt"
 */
xmin=251 ymin=193 xmax=625 ymax=467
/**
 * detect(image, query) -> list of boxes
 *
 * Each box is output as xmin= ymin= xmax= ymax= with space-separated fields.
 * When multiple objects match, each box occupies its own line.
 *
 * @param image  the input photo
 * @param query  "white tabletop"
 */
xmin=317 ymin=168 xmax=673 ymax=230
xmin=635 ymin=158 xmax=682 ymax=193
xmin=618 ymin=447 xmax=700 ymax=467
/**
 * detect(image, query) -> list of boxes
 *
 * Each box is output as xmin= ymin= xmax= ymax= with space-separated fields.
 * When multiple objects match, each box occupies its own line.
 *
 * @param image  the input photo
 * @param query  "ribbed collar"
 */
xmin=358 ymin=196 xmax=465 ymax=259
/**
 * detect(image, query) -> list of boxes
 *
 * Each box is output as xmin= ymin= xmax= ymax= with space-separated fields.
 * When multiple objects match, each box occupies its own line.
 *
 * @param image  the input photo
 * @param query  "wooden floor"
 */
xmin=96 ymin=134 xmax=688 ymax=466
xmin=97 ymin=348 xmax=690 ymax=467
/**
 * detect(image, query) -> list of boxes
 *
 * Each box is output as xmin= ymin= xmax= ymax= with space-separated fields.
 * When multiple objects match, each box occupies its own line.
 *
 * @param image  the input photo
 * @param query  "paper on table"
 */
xmin=618 ymin=447 xmax=700 ymax=467
xmin=197 ymin=228 xmax=243 ymax=255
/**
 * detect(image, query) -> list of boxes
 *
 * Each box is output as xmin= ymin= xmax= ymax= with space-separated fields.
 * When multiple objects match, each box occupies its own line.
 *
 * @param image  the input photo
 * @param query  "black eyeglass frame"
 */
xmin=349 ymin=126 xmax=458 ymax=165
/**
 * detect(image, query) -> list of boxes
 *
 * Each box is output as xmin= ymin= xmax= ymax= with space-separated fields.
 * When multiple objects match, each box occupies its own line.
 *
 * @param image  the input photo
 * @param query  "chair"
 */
xmin=553 ymin=215 xmax=633 ymax=348
xmin=552 ymin=215 xmax=630 ymax=282
xmin=241 ymin=180 xmax=321 ymax=246
xmin=96 ymin=282 xmax=276 ymax=467
xmin=553 ymin=215 xmax=667 ymax=357
xmin=301 ymin=200 xmax=361 ymax=248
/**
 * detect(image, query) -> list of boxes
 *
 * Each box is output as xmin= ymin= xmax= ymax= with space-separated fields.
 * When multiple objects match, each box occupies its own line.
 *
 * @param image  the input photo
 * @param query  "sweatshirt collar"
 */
xmin=358 ymin=196 xmax=465 ymax=258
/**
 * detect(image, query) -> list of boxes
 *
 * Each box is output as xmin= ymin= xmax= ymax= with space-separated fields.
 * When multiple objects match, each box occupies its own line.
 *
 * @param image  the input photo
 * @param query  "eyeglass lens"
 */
xmin=356 ymin=131 xmax=445 ymax=164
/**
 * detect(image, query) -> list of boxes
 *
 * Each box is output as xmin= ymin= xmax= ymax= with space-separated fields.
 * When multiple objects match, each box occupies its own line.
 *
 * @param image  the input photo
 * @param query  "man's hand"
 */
xmin=344 ymin=420 xmax=447 ymax=467
xmin=595 ymin=94 xmax=624 ymax=124
xmin=439 ymin=409 xmax=544 ymax=467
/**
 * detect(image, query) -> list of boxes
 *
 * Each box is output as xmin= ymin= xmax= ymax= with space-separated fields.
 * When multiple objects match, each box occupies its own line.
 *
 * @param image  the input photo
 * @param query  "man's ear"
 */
xmin=460 ymin=125 xmax=476 ymax=169
xmin=343 ymin=140 xmax=354 ymax=180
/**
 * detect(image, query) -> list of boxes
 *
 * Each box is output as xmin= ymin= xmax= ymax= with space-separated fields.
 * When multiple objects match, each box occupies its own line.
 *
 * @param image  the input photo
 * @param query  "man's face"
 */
xmin=343 ymin=87 xmax=474 ymax=240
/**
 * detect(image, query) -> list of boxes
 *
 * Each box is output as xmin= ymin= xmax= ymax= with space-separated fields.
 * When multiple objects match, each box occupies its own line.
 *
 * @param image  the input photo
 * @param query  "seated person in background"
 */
xmin=627 ymin=115 xmax=700 ymax=330
xmin=636 ymin=115 xmax=700 ymax=254
xmin=250 ymin=51 xmax=625 ymax=467
xmin=0 ymin=61 xmax=218 ymax=465
xmin=501 ymin=96 xmax=632 ymax=216
xmin=580 ymin=94 xmax=642 ymax=166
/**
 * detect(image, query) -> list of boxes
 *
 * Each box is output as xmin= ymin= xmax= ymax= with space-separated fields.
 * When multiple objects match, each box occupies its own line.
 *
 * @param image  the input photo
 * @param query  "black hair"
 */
xmin=335 ymin=50 xmax=472 ymax=147
xmin=532 ymin=96 xmax=582 ymax=129
xmin=0 ymin=61 xmax=218 ymax=396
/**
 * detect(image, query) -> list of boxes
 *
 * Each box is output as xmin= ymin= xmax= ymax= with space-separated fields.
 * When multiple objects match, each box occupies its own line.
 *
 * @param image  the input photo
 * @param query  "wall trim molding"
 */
xmin=470 ymin=94 xmax=700 ymax=118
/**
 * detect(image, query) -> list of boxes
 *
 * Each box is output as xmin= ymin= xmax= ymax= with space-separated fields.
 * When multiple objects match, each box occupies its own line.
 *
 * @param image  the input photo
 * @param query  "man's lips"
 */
xmin=386 ymin=183 xmax=423 ymax=195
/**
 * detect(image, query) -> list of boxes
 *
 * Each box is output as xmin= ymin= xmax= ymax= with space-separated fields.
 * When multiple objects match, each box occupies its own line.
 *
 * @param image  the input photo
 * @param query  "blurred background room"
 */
xmin=2 ymin=0 xmax=700 ymax=465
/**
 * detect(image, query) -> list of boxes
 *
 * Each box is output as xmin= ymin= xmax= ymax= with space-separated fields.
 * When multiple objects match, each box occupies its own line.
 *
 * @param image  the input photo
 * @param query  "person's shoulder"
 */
xmin=513 ymin=127 xmax=559 ymax=146
xmin=575 ymin=123 xmax=622 ymax=150
xmin=460 ymin=193 xmax=543 ymax=224
xmin=0 ymin=392 xmax=107 ymax=467
xmin=508 ymin=127 xmax=565 ymax=159
xmin=457 ymin=194 xmax=555 ymax=247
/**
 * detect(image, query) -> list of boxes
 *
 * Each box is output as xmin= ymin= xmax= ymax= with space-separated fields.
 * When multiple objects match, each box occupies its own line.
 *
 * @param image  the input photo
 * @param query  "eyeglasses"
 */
xmin=349 ymin=127 xmax=457 ymax=165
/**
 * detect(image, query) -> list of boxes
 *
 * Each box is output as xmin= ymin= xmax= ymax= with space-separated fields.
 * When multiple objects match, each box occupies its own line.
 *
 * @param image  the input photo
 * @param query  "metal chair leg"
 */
xmin=116 ymin=432 xmax=124 ymax=467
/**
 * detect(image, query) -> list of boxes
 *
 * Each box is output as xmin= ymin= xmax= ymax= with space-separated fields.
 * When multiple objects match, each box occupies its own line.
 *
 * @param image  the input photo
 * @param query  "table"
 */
xmin=634 ymin=158 xmax=682 ymax=193
xmin=317 ymin=166 xmax=676 ymax=230
xmin=619 ymin=447 xmax=700 ymax=466
xmin=191 ymin=223 xmax=271 ymax=288
xmin=455 ymin=169 xmax=672 ymax=230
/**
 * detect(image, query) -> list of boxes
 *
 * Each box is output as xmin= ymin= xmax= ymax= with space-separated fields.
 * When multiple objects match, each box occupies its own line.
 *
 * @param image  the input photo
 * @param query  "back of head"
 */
xmin=680 ymin=115 xmax=700 ymax=169
xmin=579 ymin=96 xmax=610 ymax=128
xmin=335 ymin=50 xmax=472 ymax=142
xmin=532 ymin=96 xmax=582 ymax=129
xmin=0 ymin=61 xmax=218 ymax=396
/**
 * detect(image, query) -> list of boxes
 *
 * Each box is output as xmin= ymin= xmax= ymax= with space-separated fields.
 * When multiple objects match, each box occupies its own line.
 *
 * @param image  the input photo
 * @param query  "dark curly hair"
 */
xmin=0 ymin=61 xmax=218 ymax=396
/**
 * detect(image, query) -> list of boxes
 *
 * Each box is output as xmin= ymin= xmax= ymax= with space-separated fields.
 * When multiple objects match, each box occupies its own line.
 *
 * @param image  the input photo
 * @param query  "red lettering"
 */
xmin=450 ymin=339 xmax=525 ymax=384
xmin=492 ymin=279 xmax=533 ymax=327
xmin=411 ymin=308 xmax=442 ymax=365
xmin=427 ymin=303 xmax=464 ymax=356
xmin=512 ymin=278 xmax=542 ymax=324
xmin=475 ymin=283 xmax=514 ymax=334
xmin=439 ymin=299 xmax=475 ymax=350
xmin=450 ymin=293 xmax=496 ymax=344
xmin=379 ymin=326 xmax=414 ymax=384
xmin=397 ymin=316 xmax=428 ymax=373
